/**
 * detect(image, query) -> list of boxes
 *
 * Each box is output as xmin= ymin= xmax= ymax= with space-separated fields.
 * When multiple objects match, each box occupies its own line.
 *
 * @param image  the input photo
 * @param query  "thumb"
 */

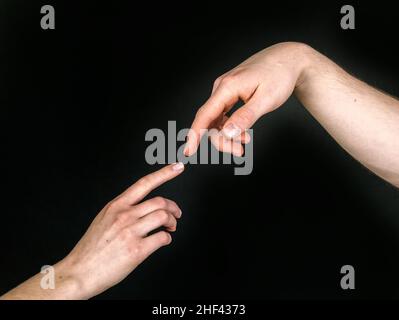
xmin=221 ymin=99 xmax=262 ymax=139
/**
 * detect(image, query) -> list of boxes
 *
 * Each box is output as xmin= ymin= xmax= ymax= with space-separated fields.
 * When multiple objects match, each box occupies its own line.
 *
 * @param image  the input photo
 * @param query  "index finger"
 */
xmin=184 ymin=84 xmax=240 ymax=156
xmin=120 ymin=163 xmax=185 ymax=205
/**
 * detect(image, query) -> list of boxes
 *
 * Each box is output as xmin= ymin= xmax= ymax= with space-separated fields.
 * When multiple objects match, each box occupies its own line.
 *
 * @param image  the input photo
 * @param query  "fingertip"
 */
xmin=232 ymin=144 xmax=244 ymax=157
xmin=183 ymin=144 xmax=190 ymax=156
xmin=185 ymin=128 xmax=204 ymax=156
xmin=185 ymin=137 xmax=201 ymax=156
xmin=177 ymin=208 xmax=182 ymax=218
xmin=165 ymin=232 xmax=173 ymax=245
xmin=166 ymin=226 xmax=177 ymax=232
xmin=242 ymin=132 xmax=251 ymax=144
xmin=183 ymin=143 xmax=196 ymax=157
xmin=171 ymin=162 xmax=185 ymax=172
xmin=158 ymin=230 xmax=172 ymax=246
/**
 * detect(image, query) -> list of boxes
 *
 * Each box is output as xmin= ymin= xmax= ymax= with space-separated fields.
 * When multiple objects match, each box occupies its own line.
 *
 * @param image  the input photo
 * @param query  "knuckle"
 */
xmin=153 ymin=196 xmax=167 ymax=207
xmin=168 ymin=199 xmax=178 ymax=210
xmin=213 ymin=76 xmax=222 ymax=88
xmin=195 ymin=106 xmax=213 ymax=124
xmin=195 ymin=106 xmax=206 ymax=118
xmin=106 ymin=199 xmax=120 ymax=212
xmin=114 ymin=211 xmax=130 ymax=227
xmin=119 ymin=227 xmax=132 ymax=242
xmin=220 ymin=73 xmax=236 ymax=86
xmin=127 ymin=240 xmax=144 ymax=258
xmin=137 ymin=176 xmax=150 ymax=190
xmin=236 ymin=108 xmax=254 ymax=125
xmin=128 ymin=206 xmax=140 ymax=217
xmin=156 ymin=210 xmax=170 ymax=223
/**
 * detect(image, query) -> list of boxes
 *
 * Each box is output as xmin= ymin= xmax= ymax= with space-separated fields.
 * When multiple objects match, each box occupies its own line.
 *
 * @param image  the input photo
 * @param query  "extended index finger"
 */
xmin=120 ymin=163 xmax=185 ymax=205
xmin=184 ymin=83 xmax=240 ymax=156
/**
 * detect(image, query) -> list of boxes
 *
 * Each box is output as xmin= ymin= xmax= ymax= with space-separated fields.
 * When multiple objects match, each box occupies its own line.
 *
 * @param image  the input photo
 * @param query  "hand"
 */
xmin=64 ymin=162 xmax=185 ymax=299
xmin=186 ymin=41 xmax=399 ymax=187
xmin=184 ymin=42 xmax=311 ymax=156
xmin=1 ymin=163 xmax=185 ymax=300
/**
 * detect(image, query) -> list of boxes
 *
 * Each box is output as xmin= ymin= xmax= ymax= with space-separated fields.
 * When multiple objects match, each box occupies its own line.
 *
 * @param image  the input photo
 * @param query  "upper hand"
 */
xmin=184 ymin=42 xmax=310 ymax=156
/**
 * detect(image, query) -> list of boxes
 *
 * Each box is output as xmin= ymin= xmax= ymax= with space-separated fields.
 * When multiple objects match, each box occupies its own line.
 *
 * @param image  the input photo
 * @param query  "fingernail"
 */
xmin=183 ymin=134 xmax=189 ymax=155
xmin=172 ymin=162 xmax=185 ymax=171
xmin=178 ymin=209 xmax=182 ymax=218
xmin=222 ymin=123 xmax=241 ymax=139
xmin=183 ymin=145 xmax=189 ymax=156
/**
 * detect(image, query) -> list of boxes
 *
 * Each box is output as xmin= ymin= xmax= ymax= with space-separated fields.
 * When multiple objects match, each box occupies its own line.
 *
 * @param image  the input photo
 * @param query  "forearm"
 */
xmin=0 ymin=260 xmax=84 ymax=300
xmin=295 ymin=45 xmax=399 ymax=187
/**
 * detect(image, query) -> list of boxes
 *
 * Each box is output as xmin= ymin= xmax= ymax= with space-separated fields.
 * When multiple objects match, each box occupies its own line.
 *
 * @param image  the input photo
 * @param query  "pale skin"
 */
xmin=185 ymin=42 xmax=399 ymax=188
xmin=2 ymin=42 xmax=399 ymax=300
xmin=1 ymin=162 xmax=185 ymax=300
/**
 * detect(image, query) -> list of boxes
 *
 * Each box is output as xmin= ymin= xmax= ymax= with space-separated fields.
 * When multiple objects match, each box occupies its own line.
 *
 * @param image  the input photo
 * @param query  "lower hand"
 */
xmin=1 ymin=163 xmax=184 ymax=300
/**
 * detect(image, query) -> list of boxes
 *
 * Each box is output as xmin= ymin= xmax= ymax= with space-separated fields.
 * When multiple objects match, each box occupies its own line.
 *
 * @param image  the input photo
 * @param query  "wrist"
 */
xmin=293 ymin=43 xmax=336 ymax=95
xmin=48 ymin=260 xmax=84 ymax=299
xmin=291 ymin=42 xmax=317 ymax=89
xmin=0 ymin=260 xmax=85 ymax=300
xmin=52 ymin=258 xmax=88 ymax=300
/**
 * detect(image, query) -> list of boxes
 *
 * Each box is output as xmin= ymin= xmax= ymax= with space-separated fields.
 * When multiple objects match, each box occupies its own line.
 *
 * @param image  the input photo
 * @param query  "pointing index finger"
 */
xmin=185 ymin=84 xmax=240 ymax=156
xmin=121 ymin=163 xmax=185 ymax=205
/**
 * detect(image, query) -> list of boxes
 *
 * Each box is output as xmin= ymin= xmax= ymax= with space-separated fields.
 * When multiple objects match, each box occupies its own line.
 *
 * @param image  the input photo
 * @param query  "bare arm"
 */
xmin=1 ymin=163 xmax=184 ymax=300
xmin=185 ymin=42 xmax=399 ymax=187
xmin=297 ymin=47 xmax=399 ymax=186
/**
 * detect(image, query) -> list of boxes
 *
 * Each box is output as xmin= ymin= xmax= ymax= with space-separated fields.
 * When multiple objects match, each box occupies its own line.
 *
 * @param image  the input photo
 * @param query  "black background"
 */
xmin=1 ymin=0 xmax=399 ymax=300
